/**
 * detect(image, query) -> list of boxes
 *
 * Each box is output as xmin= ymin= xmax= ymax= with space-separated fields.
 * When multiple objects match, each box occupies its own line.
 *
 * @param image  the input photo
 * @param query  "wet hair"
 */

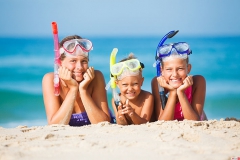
xmin=120 ymin=53 xmax=136 ymax=62
xmin=59 ymin=35 xmax=83 ymax=61
xmin=161 ymin=57 xmax=189 ymax=68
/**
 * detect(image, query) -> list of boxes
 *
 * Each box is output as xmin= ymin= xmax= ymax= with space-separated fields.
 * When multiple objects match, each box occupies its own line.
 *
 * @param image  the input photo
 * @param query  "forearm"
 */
xmin=177 ymin=91 xmax=199 ymax=120
xmin=116 ymin=114 xmax=128 ymax=125
xmin=80 ymin=90 xmax=110 ymax=124
xmin=49 ymin=89 xmax=77 ymax=125
xmin=158 ymin=91 xmax=177 ymax=120
xmin=130 ymin=112 xmax=148 ymax=125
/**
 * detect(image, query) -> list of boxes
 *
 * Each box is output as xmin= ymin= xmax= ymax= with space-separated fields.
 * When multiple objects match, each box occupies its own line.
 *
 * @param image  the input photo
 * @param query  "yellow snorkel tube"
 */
xmin=105 ymin=48 xmax=120 ymax=110
xmin=110 ymin=48 xmax=118 ymax=89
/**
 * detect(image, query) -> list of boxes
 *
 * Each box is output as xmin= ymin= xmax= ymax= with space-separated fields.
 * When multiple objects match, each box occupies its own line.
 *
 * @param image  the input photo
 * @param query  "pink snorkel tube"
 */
xmin=51 ymin=22 xmax=60 ymax=96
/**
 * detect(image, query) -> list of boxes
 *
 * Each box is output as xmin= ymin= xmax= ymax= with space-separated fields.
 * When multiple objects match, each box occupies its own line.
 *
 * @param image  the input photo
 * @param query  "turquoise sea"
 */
xmin=0 ymin=36 xmax=240 ymax=128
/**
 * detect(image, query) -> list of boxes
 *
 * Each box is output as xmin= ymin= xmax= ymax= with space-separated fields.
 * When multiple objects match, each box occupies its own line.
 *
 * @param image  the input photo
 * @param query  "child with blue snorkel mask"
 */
xmin=111 ymin=53 xmax=154 ymax=125
xmin=42 ymin=35 xmax=114 ymax=126
xmin=151 ymin=31 xmax=207 ymax=121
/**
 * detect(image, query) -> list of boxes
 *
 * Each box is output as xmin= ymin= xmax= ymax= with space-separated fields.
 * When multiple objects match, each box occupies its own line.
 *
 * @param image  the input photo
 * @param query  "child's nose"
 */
xmin=76 ymin=62 xmax=83 ymax=70
xmin=172 ymin=69 xmax=178 ymax=76
xmin=128 ymin=85 xmax=133 ymax=91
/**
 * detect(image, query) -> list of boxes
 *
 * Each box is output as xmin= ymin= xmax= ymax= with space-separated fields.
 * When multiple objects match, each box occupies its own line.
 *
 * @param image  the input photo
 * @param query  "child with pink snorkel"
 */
xmin=42 ymin=35 xmax=115 ymax=126
xmin=151 ymin=30 xmax=207 ymax=121
xmin=110 ymin=53 xmax=154 ymax=125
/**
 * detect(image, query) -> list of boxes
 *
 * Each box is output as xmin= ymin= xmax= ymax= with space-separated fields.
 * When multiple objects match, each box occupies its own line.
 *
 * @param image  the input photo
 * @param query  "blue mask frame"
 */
xmin=155 ymin=30 xmax=179 ymax=76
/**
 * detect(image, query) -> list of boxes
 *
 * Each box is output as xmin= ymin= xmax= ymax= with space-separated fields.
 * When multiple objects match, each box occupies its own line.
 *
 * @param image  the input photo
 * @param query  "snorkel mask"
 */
xmin=59 ymin=39 xmax=93 ymax=57
xmin=154 ymin=30 xmax=192 ymax=64
xmin=111 ymin=59 xmax=144 ymax=80
xmin=157 ymin=42 xmax=192 ymax=62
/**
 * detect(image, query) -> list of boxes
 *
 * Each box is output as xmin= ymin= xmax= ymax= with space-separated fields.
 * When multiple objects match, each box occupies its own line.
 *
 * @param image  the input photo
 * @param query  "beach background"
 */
xmin=0 ymin=0 xmax=240 ymax=128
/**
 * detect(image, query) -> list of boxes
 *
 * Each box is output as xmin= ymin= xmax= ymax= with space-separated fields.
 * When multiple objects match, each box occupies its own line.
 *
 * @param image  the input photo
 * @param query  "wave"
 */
xmin=206 ymin=80 xmax=240 ymax=96
xmin=0 ymin=82 xmax=42 ymax=94
xmin=0 ymin=55 xmax=53 ymax=67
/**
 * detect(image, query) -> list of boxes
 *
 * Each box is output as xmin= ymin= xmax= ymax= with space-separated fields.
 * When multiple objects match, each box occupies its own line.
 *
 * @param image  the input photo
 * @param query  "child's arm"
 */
xmin=151 ymin=77 xmax=162 ymax=120
xmin=179 ymin=75 xmax=206 ymax=120
xmin=79 ymin=69 xmax=111 ymax=124
xmin=122 ymin=93 xmax=154 ymax=125
xmin=112 ymin=99 xmax=128 ymax=125
xmin=43 ymin=67 xmax=78 ymax=125
xmin=154 ymin=76 xmax=178 ymax=120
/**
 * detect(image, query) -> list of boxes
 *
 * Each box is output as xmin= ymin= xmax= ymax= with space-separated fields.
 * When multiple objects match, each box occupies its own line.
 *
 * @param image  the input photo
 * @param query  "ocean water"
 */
xmin=0 ymin=36 xmax=240 ymax=128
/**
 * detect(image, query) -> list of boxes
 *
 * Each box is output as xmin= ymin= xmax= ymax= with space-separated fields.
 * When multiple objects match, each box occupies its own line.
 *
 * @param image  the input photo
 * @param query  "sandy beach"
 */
xmin=0 ymin=120 xmax=240 ymax=160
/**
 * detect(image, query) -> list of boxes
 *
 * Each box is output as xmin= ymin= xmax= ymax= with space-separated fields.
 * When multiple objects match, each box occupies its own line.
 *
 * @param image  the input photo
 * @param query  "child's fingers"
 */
xmin=125 ymin=99 xmax=129 ymax=106
xmin=184 ymin=75 xmax=193 ymax=86
xmin=118 ymin=102 xmax=123 ymax=110
xmin=86 ymin=67 xmax=94 ymax=79
xmin=88 ymin=67 xmax=95 ymax=77
xmin=157 ymin=76 xmax=167 ymax=87
xmin=129 ymin=112 xmax=134 ymax=117
xmin=58 ymin=67 xmax=71 ymax=80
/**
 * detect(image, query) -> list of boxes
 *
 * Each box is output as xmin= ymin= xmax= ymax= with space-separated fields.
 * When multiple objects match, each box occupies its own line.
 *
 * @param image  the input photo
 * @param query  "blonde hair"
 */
xmin=120 ymin=53 xmax=136 ymax=62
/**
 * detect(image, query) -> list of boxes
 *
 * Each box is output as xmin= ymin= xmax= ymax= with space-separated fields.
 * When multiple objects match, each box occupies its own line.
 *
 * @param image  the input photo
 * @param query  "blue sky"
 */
xmin=0 ymin=0 xmax=240 ymax=37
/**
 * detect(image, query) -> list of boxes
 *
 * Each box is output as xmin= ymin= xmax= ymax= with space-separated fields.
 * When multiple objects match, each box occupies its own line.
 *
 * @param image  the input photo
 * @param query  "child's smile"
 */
xmin=117 ymin=75 xmax=143 ymax=100
xmin=162 ymin=58 xmax=190 ymax=89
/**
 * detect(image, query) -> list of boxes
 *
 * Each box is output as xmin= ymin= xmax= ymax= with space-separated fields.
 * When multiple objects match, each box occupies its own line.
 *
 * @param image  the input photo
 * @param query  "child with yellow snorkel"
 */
xmin=151 ymin=30 xmax=207 ymax=121
xmin=108 ymin=51 xmax=154 ymax=125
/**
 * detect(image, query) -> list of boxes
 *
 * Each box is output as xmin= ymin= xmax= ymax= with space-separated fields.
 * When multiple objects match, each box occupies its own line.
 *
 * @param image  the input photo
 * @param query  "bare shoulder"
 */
xmin=42 ymin=72 xmax=54 ymax=83
xmin=141 ymin=90 xmax=153 ymax=99
xmin=94 ymin=70 xmax=104 ymax=78
xmin=193 ymin=75 xmax=206 ymax=90
xmin=151 ymin=76 xmax=157 ymax=84
xmin=90 ymin=70 xmax=106 ymax=90
xmin=193 ymin=75 xmax=206 ymax=85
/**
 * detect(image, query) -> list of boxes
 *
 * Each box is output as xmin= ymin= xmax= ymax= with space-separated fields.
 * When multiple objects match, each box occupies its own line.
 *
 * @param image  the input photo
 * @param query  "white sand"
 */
xmin=0 ymin=120 xmax=240 ymax=160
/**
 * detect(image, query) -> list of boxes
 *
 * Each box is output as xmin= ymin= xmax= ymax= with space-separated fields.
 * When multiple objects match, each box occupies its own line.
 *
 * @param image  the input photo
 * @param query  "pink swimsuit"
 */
xmin=174 ymin=86 xmax=192 ymax=121
xmin=173 ymin=86 xmax=205 ymax=121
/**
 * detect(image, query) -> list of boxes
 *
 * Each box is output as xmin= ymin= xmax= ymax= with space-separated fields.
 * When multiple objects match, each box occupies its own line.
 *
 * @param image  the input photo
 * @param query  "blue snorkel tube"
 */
xmin=154 ymin=30 xmax=179 ymax=110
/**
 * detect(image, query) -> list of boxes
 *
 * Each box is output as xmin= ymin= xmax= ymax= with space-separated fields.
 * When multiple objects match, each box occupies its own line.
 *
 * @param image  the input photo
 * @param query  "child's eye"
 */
xmin=133 ymin=83 xmax=138 ymax=86
xmin=82 ymin=60 xmax=88 ymax=64
xmin=70 ymin=60 xmax=76 ymax=63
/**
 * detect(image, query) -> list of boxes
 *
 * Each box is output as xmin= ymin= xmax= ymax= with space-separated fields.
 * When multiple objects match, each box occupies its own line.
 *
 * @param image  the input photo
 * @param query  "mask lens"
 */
xmin=125 ymin=59 xmax=140 ymax=70
xmin=158 ymin=44 xmax=172 ymax=57
xmin=66 ymin=42 xmax=76 ymax=52
xmin=174 ymin=43 xmax=189 ymax=52
xmin=111 ymin=63 xmax=124 ymax=75
xmin=76 ymin=39 xmax=92 ymax=51
xmin=63 ymin=40 xmax=77 ymax=53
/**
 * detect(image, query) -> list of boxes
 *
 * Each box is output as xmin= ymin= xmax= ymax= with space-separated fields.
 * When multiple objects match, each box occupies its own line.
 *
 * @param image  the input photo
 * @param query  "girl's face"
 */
xmin=61 ymin=54 xmax=89 ymax=82
xmin=116 ymin=75 xmax=143 ymax=100
xmin=161 ymin=58 xmax=191 ymax=89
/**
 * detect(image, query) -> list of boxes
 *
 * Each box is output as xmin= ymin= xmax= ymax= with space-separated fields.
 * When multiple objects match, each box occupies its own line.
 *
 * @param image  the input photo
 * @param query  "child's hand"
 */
xmin=79 ymin=67 xmax=95 ymax=91
xmin=58 ymin=66 xmax=78 ymax=89
xmin=177 ymin=75 xmax=193 ymax=92
xmin=117 ymin=102 xmax=127 ymax=122
xmin=121 ymin=99 xmax=134 ymax=117
xmin=157 ymin=76 xmax=175 ymax=91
